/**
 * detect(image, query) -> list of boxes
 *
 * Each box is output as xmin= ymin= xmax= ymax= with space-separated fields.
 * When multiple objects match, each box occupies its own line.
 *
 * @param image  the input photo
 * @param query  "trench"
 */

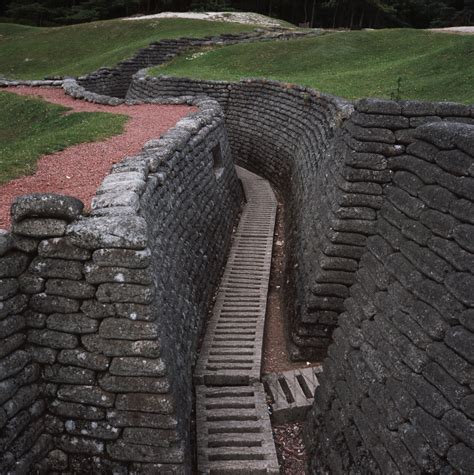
xmin=193 ymin=166 xmax=280 ymax=473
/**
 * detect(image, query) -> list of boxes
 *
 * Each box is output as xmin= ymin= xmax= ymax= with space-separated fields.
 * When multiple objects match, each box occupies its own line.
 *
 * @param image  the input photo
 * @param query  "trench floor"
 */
xmin=194 ymin=166 xmax=280 ymax=474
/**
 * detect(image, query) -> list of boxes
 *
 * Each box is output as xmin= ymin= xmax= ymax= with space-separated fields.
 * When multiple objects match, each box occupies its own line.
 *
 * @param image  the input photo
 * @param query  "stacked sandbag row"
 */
xmin=306 ymin=122 xmax=474 ymax=474
xmin=0 ymin=97 xmax=243 ymax=473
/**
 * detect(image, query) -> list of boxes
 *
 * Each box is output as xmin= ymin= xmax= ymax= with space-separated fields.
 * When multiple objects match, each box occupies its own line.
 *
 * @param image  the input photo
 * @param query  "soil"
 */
xmin=262 ymin=200 xmax=320 ymax=374
xmin=0 ymin=87 xmax=195 ymax=229
xmin=262 ymin=199 xmax=321 ymax=475
xmin=273 ymin=422 xmax=308 ymax=475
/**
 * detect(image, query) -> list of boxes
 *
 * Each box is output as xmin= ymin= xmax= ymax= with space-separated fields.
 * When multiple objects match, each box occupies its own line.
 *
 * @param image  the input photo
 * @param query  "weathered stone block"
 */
xmin=0 ymin=351 xmax=30 ymax=381
xmin=82 ymin=334 xmax=160 ymax=358
xmin=57 ymin=349 xmax=110 ymax=371
xmin=18 ymin=273 xmax=45 ymax=294
xmin=47 ymin=313 xmax=98 ymax=334
xmin=12 ymin=218 xmax=67 ymax=238
xmin=51 ymin=400 xmax=105 ymax=421
xmin=57 ymin=385 xmax=114 ymax=408
xmin=0 ymin=334 xmax=25 ymax=359
xmin=122 ymin=427 xmax=179 ymax=447
xmin=27 ymin=346 xmax=57 ymax=364
xmin=23 ymin=310 xmax=47 ymax=329
xmin=80 ymin=300 xmax=116 ymax=319
xmin=27 ymin=329 xmax=78 ymax=349
xmin=29 ymin=257 xmax=83 ymax=280
xmin=0 ymin=279 xmax=19 ymax=301
xmin=109 ymin=357 xmax=166 ymax=377
xmin=0 ymin=294 xmax=28 ymax=319
xmin=0 ymin=314 xmax=25 ymax=339
xmin=3 ymin=383 xmax=40 ymax=418
xmin=11 ymin=194 xmax=83 ymax=222
xmin=57 ymin=434 xmax=104 ymax=454
xmin=445 ymin=326 xmax=474 ymax=364
xmin=107 ymin=440 xmax=184 ymax=463
xmin=84 ymin=263 xmax=152 ymax=285
xmin=92 ymin=248 xmax=150 ymax=269
xmin=99 ymin=374 xmax=169 ymax=394
xmin=38 ymin=237 xmax=91 ymax=260
xmin=45 ymin=279 xmax=95 ymax=299
xmin=64 ymin=420 xmax=120 ymax=440
xmin=99 ymin=318 xmax=158 ymax=340
xmin=0 ymin=252 xmax=29 ymax=278
xmin=30 ymin=293 xmax=80 ymax=314
xmin=106 ymin=409 xmax=177 ymax=429
xmin=43 ymin=364 xmax=95 ymax=385
xmin=0 ymin=230 xmax=14 ymax=257
xmin=115 ymin=393 xmax=174 ymax=414
xmin=96 ymin=283 xmax=153 ymax=304
xmin=67 ymin=216 xmax=148 ymax=250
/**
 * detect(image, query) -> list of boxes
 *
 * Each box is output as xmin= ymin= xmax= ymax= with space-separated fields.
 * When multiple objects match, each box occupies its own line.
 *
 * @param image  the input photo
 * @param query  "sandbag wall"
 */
xmin=306 ymin=121 xmax=474 ymax=474
xmin=0 ymin=230 xmax=51 ymax=473
xmin=77 ymin=29 xmax=315 ymax=99
xmin=127 ymin=75 xmax=473 ymax=361
xmin=0 ymin=99 xmax=243 ymax=473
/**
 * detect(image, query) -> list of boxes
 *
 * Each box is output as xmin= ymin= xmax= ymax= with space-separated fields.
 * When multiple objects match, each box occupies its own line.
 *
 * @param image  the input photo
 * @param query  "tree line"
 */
xmin=1 ymin=0 xmax=473 ymax=28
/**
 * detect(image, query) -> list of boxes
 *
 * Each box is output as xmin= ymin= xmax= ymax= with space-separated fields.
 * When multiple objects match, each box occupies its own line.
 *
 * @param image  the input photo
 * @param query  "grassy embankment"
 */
xmin=152 ymin=29 xmax=474 ymax=104
xmin=0 ymin=18 xmax=257 ymax=79
xmin=0 ymin=91 xmax=127 ymax=184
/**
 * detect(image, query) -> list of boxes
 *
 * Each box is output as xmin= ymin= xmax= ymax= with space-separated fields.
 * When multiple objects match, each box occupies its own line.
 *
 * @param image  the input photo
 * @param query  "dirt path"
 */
xmin=0 ymin=87 xmax=195 ymax=229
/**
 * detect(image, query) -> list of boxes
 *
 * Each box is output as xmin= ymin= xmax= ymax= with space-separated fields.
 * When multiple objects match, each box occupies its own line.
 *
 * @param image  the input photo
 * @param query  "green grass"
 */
xmin=0 ymin=18 xmax=257 ymax=79
xmin=152 ymin=29 xmax=474 ymax=104
xmin=0 ymin=91 xmax=127 ymax=184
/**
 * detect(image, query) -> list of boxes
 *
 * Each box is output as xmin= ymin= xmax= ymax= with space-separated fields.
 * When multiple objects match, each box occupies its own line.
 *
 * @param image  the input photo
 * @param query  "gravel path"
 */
xmin=0 ymin=87 xmax=194 ymax=229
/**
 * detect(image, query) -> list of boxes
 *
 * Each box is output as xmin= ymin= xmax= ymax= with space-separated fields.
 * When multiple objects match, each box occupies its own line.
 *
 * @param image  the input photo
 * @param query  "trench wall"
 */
xmin=127 ymin=75 xmax=474 ymax=360
xmin=307 ymin=122 xmax=474 ymax=474
xmin=127 ymin=75 xmax=474 ymax=472
xmin=0 ymin=98 xmax=243 ymax=473
xmin=77 ymin=28 xmax=316 ymax=99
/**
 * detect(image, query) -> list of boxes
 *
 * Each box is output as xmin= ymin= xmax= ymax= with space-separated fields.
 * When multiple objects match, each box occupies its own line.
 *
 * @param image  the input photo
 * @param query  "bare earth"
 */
xmin=0 ymin=87 xmax=194 ymax=229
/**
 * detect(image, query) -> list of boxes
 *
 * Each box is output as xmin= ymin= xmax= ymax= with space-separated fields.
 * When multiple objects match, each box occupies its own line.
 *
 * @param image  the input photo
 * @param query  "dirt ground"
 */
xmin=262 ymin=199 xmax=321 ymax=475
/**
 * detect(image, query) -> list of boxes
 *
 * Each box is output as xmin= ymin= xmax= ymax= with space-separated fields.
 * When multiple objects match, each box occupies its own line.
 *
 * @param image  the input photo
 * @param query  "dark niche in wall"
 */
xmin=212 ymin=142 xmax=224 ymax=179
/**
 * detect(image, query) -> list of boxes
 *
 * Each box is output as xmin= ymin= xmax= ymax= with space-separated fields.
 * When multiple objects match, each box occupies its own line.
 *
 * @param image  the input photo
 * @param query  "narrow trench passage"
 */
xmin=194 ymin=167 xmax=321 ymax=473
xmin=194 ymin=166 xmax=280 ymax=473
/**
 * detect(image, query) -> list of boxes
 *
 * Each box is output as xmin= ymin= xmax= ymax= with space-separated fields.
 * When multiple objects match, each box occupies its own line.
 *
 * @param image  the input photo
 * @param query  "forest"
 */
xmin=1 ymin=0 xmax=473 ymax=28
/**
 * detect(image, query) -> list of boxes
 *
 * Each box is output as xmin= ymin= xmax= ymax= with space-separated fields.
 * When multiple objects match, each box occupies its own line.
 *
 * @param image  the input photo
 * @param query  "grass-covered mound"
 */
xmin=153 ymin=29 xmax=474 ymax=104
xmin=0 ymin=18 xmax=256 ymax=79
xmin=0 ymin=91 xmax=127 ymax=184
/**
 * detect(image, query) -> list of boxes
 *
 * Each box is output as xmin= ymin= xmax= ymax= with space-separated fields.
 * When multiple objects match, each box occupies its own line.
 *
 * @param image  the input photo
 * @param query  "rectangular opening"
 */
xmin=297 ymin=374 xmax=314 ymax=399
xmin=279 ymin=377 xmax=295 ymax=404
xmin=208 ymin=440 xmax=262 ymax=448
xmin=212 ymin=143 xmax=224 ymax=179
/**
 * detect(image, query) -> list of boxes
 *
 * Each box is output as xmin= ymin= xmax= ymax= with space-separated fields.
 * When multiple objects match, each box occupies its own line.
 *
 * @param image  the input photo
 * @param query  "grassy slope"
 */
xmin=0 ymin=18 xmax=256 ymax=79
xmin=153 ymin=29 xmax=474 ymax=104
xmin=0 ymin=91 xmax=127 ymax=184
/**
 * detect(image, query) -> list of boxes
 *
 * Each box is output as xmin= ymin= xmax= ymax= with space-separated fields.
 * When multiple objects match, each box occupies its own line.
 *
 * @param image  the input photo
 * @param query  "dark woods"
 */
xmin=1 ymin=0 xmax=473 ymax=28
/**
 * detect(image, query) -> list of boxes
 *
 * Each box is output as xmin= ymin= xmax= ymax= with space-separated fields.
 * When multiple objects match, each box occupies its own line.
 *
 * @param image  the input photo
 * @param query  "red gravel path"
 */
xmin=0 ymin=87 xmax=195 ymax=229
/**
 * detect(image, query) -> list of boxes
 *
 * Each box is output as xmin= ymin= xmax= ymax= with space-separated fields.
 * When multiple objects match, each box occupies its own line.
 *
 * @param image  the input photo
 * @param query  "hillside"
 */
xmin=153 ymin=29 xmax=474 ymax=104
xmin=0 ymin=18 xmax=257 ymax=79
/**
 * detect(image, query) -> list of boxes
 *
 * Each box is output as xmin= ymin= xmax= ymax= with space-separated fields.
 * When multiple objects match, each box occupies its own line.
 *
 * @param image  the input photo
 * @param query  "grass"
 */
xmin=0 ymin=18 xmax=257 ymax=79
xmin=152 ymin=29 xmax=474 ymax=104
xmin=0 ymin=91 xmax=127 ymax=184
